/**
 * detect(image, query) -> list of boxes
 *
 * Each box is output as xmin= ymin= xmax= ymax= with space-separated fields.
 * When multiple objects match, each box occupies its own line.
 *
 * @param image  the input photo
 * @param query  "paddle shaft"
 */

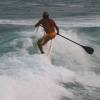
xmin=58 ymin=34 xmax=82 ymax=47
xmin=58 ymin=34 xmax=94 ymax=54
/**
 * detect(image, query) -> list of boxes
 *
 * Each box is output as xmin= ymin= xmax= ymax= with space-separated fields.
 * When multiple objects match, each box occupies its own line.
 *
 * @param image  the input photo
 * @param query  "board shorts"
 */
xmin=37 ymin=32 xmax=56 ymax=45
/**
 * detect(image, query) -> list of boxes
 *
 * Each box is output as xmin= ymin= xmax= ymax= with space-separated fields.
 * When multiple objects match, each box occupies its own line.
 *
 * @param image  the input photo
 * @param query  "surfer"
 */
xmin=35 ymin=11 xmax=59 ymax=54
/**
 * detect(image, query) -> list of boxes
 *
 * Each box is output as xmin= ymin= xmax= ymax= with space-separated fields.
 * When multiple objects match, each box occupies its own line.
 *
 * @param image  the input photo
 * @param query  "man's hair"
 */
xmin=42 ymin=11 xmax=49 ymax=18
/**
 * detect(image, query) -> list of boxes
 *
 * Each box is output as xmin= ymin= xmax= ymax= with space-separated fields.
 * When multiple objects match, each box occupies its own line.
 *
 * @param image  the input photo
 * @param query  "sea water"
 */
xmin=0 ymin=0 xmax=100 ymax=100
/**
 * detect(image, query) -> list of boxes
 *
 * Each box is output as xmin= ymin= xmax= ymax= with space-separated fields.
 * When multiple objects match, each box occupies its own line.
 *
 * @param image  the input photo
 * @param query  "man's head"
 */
xmin=42 ymin=11 xmax=49 ymax=19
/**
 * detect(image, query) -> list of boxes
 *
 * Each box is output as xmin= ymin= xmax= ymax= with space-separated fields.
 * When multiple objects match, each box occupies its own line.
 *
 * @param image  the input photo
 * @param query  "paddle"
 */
xmin=58 ymin=34 xmax=94 ymax=55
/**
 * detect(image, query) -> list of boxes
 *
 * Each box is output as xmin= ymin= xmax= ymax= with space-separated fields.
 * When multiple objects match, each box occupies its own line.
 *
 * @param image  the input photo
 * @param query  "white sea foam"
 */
xmin=76 ymin=71 xmax=100 ymax=88
xmin=0 ymin=54 xmax=76 ymax=100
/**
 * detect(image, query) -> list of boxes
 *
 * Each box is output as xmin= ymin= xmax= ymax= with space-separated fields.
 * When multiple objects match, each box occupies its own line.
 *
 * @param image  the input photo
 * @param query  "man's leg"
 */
xmin=37 ymin=35 xmax=50 ymax=54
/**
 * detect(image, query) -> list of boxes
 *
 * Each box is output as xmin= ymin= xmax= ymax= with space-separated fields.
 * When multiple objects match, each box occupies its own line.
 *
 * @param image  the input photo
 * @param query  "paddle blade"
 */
xmin=82 ymin=46 xmax=94 ymax=54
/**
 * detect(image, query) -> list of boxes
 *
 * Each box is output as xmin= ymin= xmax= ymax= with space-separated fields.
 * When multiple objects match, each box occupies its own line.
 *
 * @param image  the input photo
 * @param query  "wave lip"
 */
xmin=0 ymin=18 xmax=100 ymax=27
xmin=0 ymin=19 xmax=35 ymax=25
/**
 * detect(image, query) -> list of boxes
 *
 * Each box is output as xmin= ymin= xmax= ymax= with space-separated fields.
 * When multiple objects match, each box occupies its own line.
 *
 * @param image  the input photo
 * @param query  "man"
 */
xmin=35 ymin=11 xmax=59 ymax=54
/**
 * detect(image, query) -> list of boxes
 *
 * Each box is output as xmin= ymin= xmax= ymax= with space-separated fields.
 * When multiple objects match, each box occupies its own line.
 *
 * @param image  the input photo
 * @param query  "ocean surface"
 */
xmin=0 ymin=0 xmax=100 ymax=100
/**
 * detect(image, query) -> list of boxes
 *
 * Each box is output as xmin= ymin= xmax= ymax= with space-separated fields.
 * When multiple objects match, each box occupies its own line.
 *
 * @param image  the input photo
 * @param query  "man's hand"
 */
xmin=57 ymin=32 xmax=59 ymax=35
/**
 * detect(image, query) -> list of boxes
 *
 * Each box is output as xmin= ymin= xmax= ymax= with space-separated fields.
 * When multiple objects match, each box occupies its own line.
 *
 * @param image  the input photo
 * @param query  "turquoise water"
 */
xmin=0 ymin=0 xmax=100 ymax=100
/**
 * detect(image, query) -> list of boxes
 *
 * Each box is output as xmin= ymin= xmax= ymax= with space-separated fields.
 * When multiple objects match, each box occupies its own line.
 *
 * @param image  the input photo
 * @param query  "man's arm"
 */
xmin=55 ymin=24 xmax=59 ymax=35
xmin=35 ymin=20 xmax=42 ymax=27
xmin=53 ymin=21 xmax=59 ymax=34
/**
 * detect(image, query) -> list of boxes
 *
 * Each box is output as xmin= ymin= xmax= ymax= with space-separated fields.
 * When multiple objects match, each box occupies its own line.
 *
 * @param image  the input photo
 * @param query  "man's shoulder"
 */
xmin=39 ymin=19 xmax=43 ymax=22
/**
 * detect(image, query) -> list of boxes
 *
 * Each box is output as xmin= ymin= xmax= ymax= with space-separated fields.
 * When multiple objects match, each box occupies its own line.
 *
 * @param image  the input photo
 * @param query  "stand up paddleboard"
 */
xmin=44 ymin=39 xmax=54 ymax=57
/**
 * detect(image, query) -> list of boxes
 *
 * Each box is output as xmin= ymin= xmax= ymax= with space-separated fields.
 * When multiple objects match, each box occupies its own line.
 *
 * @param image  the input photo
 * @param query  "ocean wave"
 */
xmin=0 ymin=18 xmax=100 ymax=27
